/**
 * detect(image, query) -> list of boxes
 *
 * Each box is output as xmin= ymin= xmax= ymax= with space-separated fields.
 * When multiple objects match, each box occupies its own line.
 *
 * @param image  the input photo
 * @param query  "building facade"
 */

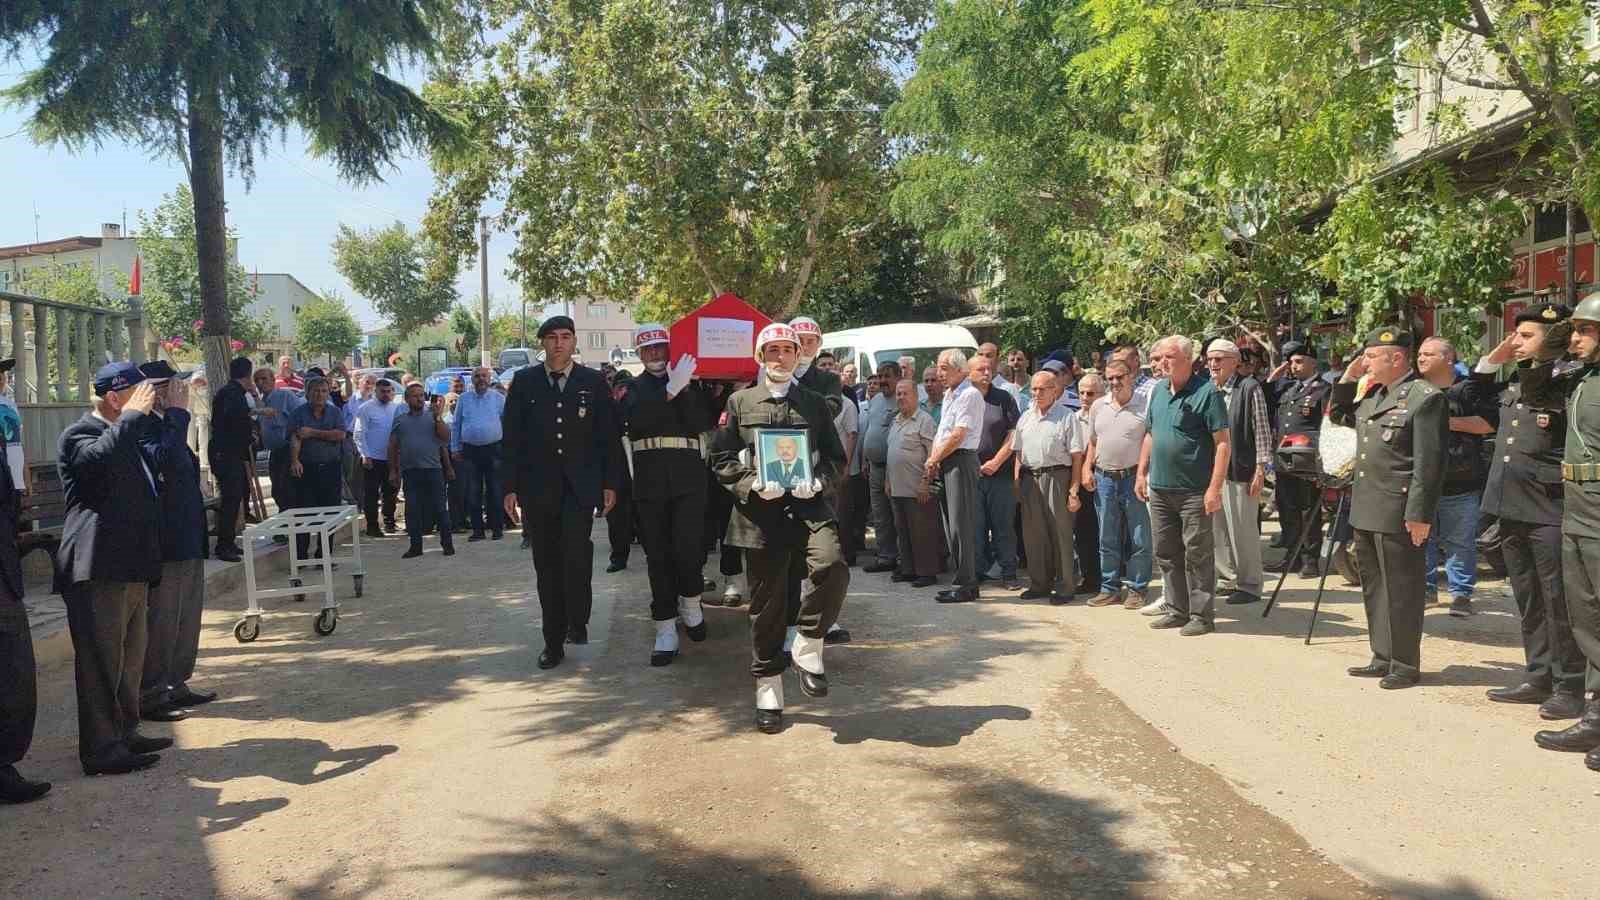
xmin=569 ymin=298 xmax=639 ymax=364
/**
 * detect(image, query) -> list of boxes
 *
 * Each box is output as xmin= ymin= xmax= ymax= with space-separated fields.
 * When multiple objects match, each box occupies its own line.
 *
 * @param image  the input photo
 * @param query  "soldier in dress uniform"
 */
xmin=712 ymin=323 xmax=848 ymax=733
xmin=1329 ymin=328 xmax=1448 ymax=690
xmin=502 ymin=315 xmax=624 ymax=670
xmin=1518 ymin=292 xmax=1600 ymax=771
xmin=1472 ymin=304 xmax=1588 ymax=721
xmin=0 ymin=356 xmax=51 ymax=803
xmin=1265 ymin=341 xmax=1329 ymax=575
xmin=786 ymin=316 xmax=851 ymax=649
xmin=616 ymin=323 xmax=717 ymax=667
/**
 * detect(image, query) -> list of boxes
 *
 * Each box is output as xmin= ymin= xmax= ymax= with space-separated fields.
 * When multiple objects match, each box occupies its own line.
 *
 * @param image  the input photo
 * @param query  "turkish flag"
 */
xmin=129 ymin=255 xmax=141 ymax=296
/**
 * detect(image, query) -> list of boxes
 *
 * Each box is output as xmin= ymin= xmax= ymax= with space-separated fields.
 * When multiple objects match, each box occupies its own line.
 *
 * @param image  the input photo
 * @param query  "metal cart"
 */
xmin=235 ymin=505 xmax=366 ymax=642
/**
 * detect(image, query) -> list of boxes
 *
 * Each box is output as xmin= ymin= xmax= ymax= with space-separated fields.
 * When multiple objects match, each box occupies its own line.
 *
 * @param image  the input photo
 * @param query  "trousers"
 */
xmin=0 ymin=597 xmax=36 ymax=768
xmin=460 ymin=442 xmax=505 ymax=534
xmin=1353 ymin=528 xmax=1427 ymax=678
xmin=976 ymin=469 xmax=1019 ymax=579
xmin=1213 ymin=480 xmax=1264 ymax=597
xmin=361 ymin=462 xmax=399 ymax=531
xmin=1500 ymin=518 xmax=1585 ymax=693
xmin=64 ymin=580 xmax=149 ymax=764
xmin=1425 ymin=490 xmax=1480 ymax=599
xmin=1018 ymin=468 xmax=1076 ymax=594
xmin=141 ymin=558 xmax=205 ymax=709
xmin=1094 ymin=471 xmax=1152 ymax=593
xmin=1150 ymin=488 xmax=1216 ymax=623
xmin=267 ymin=445 xmax=295 ymax=516
xmin=1277 ymin=472 xmax=1322 ymax=564
xmin=636 ymin=489 xmax=708 ymax=621
xmin=607 ymin=477 xmax=634 ymax=566
xmin=892 ymin=495 xmax=943 ymax=577
xmin=294 ymin=459 xmax=344 ymax=557
xmin=868 ymin=461 xmax=897 ymax=563
xmin=1561 ymin=533 xmax=1600 ymax=694
xmin=940 ymin=451 xmax=980 ymax=589
xmin=402 ymin=469 xmax=452 ymax=549
xmin=214 ymin=457 xmax=249 ymax=549
xmin=746 ymin=524 xmax=847 ymax=678
xmin=528 ymin=489 xmax=596 ymax=650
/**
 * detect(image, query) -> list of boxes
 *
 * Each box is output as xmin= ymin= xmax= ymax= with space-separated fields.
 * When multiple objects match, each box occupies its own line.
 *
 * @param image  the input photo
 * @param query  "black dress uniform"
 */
xmin=1475 ymin=305 xmax=1587 ymax=713
xmin=618 ymin=369 xmax=717 ymax=646
xmin=502 ymin=345 xmax=624 ymax=661
xmin=0 ymin=398 xmax=45 ymax=801
xmin=1328 ymin=330 xmax=1447 ymax=687
xmin=786 ymin=360 xmax=845 ymax=632
xmin=1268 ymin=345 xmax=1330 ymax=571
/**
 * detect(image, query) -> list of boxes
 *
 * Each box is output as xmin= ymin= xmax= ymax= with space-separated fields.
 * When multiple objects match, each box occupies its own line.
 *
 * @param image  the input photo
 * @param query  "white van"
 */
xmin=821 ymin=322 xmax=980 ymax=382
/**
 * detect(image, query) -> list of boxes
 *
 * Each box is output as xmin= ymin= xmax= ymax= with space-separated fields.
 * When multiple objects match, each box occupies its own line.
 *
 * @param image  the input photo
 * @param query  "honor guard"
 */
xmin=0 ymin=356 xmax=51 ymax=803
xmin=502 ymin=315 xmax=625 ymax=670
xmin=786 ymin=316 xmax=851 ymax=650
xmin=1473 ymin=304 xmax=1588 ymax=720
xmin=1267 ymin=341 xmax=1330 ymax=576
xmin=618 ymin=323 xmax=718 ymax=667
xmin=712 ymin=323 xmax=848 ymax=734
xmin=1518 ymin=292 xmax=1600 ymax=770
xmin=1328 ymin=328 xmax=1448 ymax=690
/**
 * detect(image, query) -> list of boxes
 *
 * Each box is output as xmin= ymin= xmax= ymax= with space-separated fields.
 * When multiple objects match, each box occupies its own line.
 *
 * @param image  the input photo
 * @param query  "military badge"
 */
xmin=1543 ymin=307 xmax=1559 ymax=321
xmin=1381 ymin=428 xmax=1393 ymax=442
xmin=1537 ymin=413 xmax=1551 ymax=429
xmin=1379 ymin=330 xmax=1394 ymax=342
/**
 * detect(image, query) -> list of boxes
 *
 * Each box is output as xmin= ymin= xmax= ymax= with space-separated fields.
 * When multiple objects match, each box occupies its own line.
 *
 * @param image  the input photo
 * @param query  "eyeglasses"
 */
xmin=1105 ymin=375 xmax=1126 ymax=382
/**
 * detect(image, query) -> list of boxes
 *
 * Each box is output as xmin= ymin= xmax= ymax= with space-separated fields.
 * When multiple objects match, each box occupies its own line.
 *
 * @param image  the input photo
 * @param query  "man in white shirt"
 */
xmin=1014 ymin=369 xmax=1084 ymax=602
xmin=353 ymin=379 xmax=402 ymax=536
xmin=925 ymin=348 xmax=985 ymax=603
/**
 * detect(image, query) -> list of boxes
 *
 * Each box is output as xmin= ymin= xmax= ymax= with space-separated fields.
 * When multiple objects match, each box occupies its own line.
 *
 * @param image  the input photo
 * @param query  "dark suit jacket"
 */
xmin=763 ymin=459 xmax=808 ymax=488
xmin=1328 ymin=373 xmax=1447 ymax=534
xmin=140 ymin=408 xmax=209 ymax=562
xmin=502 ymin=363 xmax=622 ymax=513
xmin=0 ymin=427 xmax=22 ymax=602
xmin=798 ymin=365 xmax=845 ymax=419
xmin=712 ymin=381 xmax=847 ymax=549
xmin=56 ymin=411 xmax=163 ymax=590
xmin=209 ymin=380 xmax=254 ymax=464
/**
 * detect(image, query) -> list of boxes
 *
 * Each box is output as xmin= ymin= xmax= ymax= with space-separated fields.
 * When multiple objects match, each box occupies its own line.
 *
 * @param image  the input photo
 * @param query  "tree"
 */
xmin=295 ymin=291 xmax=363 ymax=362
xmin=448 ymin=304 xmax=480 ymax=363
xmin=423 ymin=0 xmax=924 ymax=320
xmin=333 ymin=222 xmax=458 ymax=338
xmin=806 ymin=223 xmax=973 ymax=330
xmin=10 ymin=260 xmax=126 ymax=308
xmin=1 ymin=1 xmax=461 ymax=386
xmin=136 ymin=184 xmax=267 ymax=348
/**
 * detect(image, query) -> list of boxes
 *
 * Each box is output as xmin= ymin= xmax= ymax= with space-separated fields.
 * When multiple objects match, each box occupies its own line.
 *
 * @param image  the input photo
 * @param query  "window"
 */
xmin=589 ymin=332 xmax=605 ymax=349
xmin=1533 ymin=204 xmax=1591 ymax=244
xmin=587 ymin=303 xmax=606 ymax=319
xmin=1392 ymin=40 xmax=1421 ymax=133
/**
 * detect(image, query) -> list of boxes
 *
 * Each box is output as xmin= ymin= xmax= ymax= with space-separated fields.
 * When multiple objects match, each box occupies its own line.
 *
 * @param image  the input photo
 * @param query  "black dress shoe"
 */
xmin=1347 ymin=662 xmax=1388 ymax=678
xmin=1587 ymin=745 xmax=1600 ymax=772
xmin=685 ymin=621 xmax=708 ymax=642
xmin=823 ymin=628 xmax=851 ymax=645
xmin=168 ymin=687 xmax=217 ymax=707
xmin=864 ymin=561 xmax=899 ymax=574
xmin=1019 ymin=588 xmax=1052 ymax=600
xmin=1486 ymin=682 xmax=1552 ymax=705
xmin=442 ymin=544 xmax=455 ymax=556
xmin=468 ymin=532 xmax=487 ymax=542
xmin=1224 ymin=590 xmax=1260 ymax=606
xmin=935 ymin=588 xmax=977 ymax=604
xmin=1379 ymin=672 xmax=1420 ymax=690
xmin=650 ymin=649 xmax=676 ymax=667
xmin=702 ymin=577 xmax=717 ymax=593
xmin=0 ymin=765 xmax=51 ymax=804
xmin=127 ymin=734 xmax=174 ymax=754
xmin=1048 ymin=592 xmax=1075 ymax=606
xmin=890 ymin=572 xmax=915 ymax=583
xmin=605 ymin=561 xmax=626 ymax=573
xmin=1534 ymin=705 xmax=1600 ymax=752
xmin=567 ymin=625 xmax=588 ymax=645
xmin=141 ymin=704 xmax=189 ymax=723
xmin=492 ymin=531 xmax=504 ymax=540
xmin=366 ymin=528 xmax=384 ymax=539
xmin=213 ymin=546 xmax=242 ymax=562
xmin=83 ymin=747 xmax=160 ymax=776
xmin=537 ymin=649 xmax=564 ymax=670
xmin=401 ymin=545 xmax=423 ymax=559
xmin=911 ymin=576 xmax=936 ymax=588
xmin=796 ymin=667 xmax=828 ymax=698
xmin=755 ymin=708 xmax=783 ymax=734
xmin=1149 ymin=613 xmax=1186 ymax=629
xmin=1540 ymin=691 xmax=1586 ymax=721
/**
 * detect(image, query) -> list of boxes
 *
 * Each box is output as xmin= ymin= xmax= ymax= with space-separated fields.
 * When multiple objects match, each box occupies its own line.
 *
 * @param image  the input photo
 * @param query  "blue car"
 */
xmin=424 ymin=367 xmax=475 ymax=397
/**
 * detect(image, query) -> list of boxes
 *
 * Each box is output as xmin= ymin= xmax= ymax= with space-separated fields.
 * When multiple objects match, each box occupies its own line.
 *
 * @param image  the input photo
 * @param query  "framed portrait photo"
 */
xmin=755 ymin=428 xmax=813 ymax=490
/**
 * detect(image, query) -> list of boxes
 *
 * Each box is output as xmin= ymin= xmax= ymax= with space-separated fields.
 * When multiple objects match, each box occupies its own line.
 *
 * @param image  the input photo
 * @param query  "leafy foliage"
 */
xmin=333 ymin=222 xmax=458 ymax=338
xmin=136 ymin=184 xmax=267 ymax=347
xmin=9 ymin=260 xmax=126 ymax=309
xmin=295 ymin=291 xmax=363 ymax=360
xmin=449 ymin=304 xmax=481 ymax=361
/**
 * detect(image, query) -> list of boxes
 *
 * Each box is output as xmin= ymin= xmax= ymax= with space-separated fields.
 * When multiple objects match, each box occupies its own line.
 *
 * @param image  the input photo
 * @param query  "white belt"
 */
xmin=631 ymin=436 xmax=700 ymax=452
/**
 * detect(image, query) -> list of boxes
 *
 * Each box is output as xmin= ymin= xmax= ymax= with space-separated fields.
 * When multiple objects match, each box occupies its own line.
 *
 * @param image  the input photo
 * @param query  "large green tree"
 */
xmin=333 ymin=222 xmax=458 ymax=337
xmin=295 ymin=291 xmax=363 ymax=362
xmin=1 ymin=1 xmax=460 ymax=383
xmin=424 ymin=0 xmax=926 ymax=323
xmin=136 ymin=184 xmax=268 ymax=349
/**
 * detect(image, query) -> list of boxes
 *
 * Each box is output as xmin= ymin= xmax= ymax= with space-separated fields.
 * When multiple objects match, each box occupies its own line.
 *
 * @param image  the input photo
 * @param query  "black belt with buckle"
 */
xmin=1022 ymin=464 xmax=1068 ymax=475
xmin=1096 ymin=466 xmax=1136 ymax=480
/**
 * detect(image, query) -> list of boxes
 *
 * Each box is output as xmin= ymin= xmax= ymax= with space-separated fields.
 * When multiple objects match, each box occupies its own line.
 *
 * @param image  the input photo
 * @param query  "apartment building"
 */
xmin=569 ymin=298 xmax=639 ymax=363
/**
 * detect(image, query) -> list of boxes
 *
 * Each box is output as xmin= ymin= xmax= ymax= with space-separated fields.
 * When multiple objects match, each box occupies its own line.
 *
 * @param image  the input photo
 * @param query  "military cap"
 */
xmin=94 ymin=361 xmax=146 ymax=396
xmin=1363 ymin=327 xmax=1412 ymax=349
xmin=1281 ymin=340 xmax=1315 ymax=360
xmin=1514 ymin=303 xmax=1572 ymax=326
xmin=0 ymin=358 xmax=14 ymax=373
xmin=138 ymin=360 xmax=178 ymax=382
xmin=538 ymin=315 xmax=576 ymax=339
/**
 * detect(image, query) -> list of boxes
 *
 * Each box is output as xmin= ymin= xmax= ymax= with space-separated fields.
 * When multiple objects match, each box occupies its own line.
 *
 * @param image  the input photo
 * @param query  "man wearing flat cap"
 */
xmin=57 ymin=363 xmax=172 ymax=775
xmin=502 ymin=315 xmax=624 ymax=670
xmin=1329 ymin=328 xmax=1448 ymax=690
xmin=1265 ymin=341 xmax=1330 ymax=576
xmin=1471 ymin=304 xmax=1588 ymax=720
xmin=136 ymin=361 xmax=217 ymax=723
xmin=1204 ymin=339 xmax=1273 ymax=606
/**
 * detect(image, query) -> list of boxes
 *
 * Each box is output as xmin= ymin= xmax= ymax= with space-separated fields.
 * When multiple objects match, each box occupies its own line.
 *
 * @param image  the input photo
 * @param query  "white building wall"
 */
xmin=569 ymin=298 xmax=638 ymax=362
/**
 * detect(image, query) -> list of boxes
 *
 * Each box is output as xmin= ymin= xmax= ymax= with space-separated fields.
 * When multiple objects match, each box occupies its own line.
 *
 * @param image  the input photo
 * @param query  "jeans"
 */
xmin=401 ymin=469 xmax=451 ymax=549
xmin=976 ymin=469 xmax=1018 ymax=579
xmin=1094 ymin=471 xmax=1152 ymax=593
xmin=1425 ymin=490 xmax=1480 ymax=599
xmin=459 ymin=442 xmax=505 ymax=534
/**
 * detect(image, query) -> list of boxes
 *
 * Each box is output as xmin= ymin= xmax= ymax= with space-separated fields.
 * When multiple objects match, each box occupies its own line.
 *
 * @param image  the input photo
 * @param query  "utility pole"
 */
xmin=520 ymin=295 xmax=527 ymax=347
xmin=479 ymin=216 xmax=491 ymax=367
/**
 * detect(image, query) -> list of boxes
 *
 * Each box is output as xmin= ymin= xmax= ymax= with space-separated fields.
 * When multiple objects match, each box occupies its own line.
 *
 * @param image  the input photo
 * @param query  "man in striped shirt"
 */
xmin=1205 ymin=340 xmax=1273 ymax=606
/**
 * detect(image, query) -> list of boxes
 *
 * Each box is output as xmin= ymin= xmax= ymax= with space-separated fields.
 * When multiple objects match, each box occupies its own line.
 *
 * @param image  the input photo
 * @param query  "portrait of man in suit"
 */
xmin=760 ymin=432 xmax=811 ymax=489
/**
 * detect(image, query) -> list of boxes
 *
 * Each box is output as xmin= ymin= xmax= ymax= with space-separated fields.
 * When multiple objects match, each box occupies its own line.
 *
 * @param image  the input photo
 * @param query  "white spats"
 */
xmin=791 ymin=631 xmax=824 ymax=676
xmin=783 ymin=625 xmax=799 ymax=652
xmin=678 ymin=595 xmax=705 ymax=628
xmin=653 ymin=619 xmax=679 ymax=654
xmin=756 ymin=675 xmax=784 ymax=711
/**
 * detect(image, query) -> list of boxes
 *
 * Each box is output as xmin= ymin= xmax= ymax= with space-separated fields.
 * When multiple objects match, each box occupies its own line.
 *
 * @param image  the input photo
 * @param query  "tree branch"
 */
xmin=782 ymin=179 xmax=835 ymax=317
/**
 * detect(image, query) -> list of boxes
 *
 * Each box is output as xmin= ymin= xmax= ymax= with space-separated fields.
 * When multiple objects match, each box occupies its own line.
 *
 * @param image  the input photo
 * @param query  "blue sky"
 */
xmin=0 ymin=61 xmax=522 ymax=331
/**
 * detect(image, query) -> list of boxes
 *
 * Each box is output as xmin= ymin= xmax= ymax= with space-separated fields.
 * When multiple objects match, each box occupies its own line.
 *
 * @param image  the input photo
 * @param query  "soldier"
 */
xmin=502 ymin=315 xmax=624 ymax=670
xmin=1519 ymin=292 xmax=1600 ymax=769
xmin=712 ymin=323 xmax=848 ymax=734
xmin=0 ymin=356 xmax=50 ymax=803
xmin=1472 ymin=304 xmax=1587 ymax=721
xmin=1265 ymin=341 xmax=1330 ymax=576
xmin=1329 ymin=328 xmax=1448 ymax=690
xmin=787 ymin=316 xmax=850 ymax=648
xmin=617 ymin=324 xmax=716 ymax=667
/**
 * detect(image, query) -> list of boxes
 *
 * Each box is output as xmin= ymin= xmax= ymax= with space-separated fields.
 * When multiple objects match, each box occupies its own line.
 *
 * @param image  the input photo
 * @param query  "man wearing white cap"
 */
xmin=788 ymin=316 xmax=852 ymax=648
xmin=1205 ymin=339 xmax=1272 ymax=605
xmin=712 ymin=322 xmax=848 ymax=733
xmin=616 ymin=324 xmax=716 ymax=667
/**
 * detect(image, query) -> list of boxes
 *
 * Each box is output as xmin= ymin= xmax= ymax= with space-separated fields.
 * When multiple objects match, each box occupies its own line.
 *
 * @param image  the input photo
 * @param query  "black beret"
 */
xmin=1281 ymin=340 xmax=1315 ymax=360
xmin=1364 ymin=327 xmax=1412 ymax=350
xmin=0 ymin=358 xmax=14 ymax=373
xmin=1514 ymin=303 xmax=1571 ymax=326
xmin=538 ymin=315 xmax=576 ymax=339
xmin=138 ymin=360 xmax=178 ymax=381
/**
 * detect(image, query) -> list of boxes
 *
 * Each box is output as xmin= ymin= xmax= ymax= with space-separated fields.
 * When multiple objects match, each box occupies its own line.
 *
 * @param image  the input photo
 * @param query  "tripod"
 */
xmin=1262 ymin=487 xmax=1350 ymax=644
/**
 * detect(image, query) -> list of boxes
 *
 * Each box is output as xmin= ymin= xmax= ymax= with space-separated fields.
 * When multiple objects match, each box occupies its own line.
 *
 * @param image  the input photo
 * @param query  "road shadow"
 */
xmin=180 ymin=738 xmax=398 ymax=786
xmin=786 ymin=703 xmax=1031 ymax=746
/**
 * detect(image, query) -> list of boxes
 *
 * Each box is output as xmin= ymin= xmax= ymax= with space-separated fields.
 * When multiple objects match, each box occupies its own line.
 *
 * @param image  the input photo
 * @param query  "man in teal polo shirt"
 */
xmin=1136 ymin=335 xmax=1232 ymax=635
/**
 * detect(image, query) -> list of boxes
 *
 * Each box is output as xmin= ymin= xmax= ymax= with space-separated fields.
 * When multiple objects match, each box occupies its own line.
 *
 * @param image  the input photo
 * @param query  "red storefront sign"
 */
xmin=668 ymin=293 xmax=772 ymax=382
xmin=1532 ymin=242 xmax=1595 ymax=293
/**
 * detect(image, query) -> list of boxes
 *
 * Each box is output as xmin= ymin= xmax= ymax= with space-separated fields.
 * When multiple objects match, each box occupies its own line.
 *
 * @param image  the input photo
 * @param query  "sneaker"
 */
xmin=1448 ymin=596 xmax=1474 ymax=617
xmin=1149 ymin=612 xmax=1186 ymax=629
xmin=1138 ymin=596 xmax=1168 ymax=616
xmin=1122 ymin=590 xmax=1145 ymax=610
xmin=1179 ymin=619 xmax=1214 ymax=636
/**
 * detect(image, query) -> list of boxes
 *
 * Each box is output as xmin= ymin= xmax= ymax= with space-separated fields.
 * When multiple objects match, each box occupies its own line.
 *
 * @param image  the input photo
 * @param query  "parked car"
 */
xmin=351 ymin=366 xmax=406 ymax=386
xmin=424 ymin=367 xmax=475 ymax=397
xmin=498 ymin=347 xmax=540 ymax=370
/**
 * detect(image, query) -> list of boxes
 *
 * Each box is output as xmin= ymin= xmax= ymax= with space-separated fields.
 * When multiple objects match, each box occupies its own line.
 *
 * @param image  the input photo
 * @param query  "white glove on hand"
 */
xmin=756 ymin=481 xmax=786 ymax=501
xmin=739 ymin=448 xmax=753 ymax=468
xmin=791 ymin=478 xmax=821 ymax=500
xmin=666 ymin=353 xmax=697 ymax=397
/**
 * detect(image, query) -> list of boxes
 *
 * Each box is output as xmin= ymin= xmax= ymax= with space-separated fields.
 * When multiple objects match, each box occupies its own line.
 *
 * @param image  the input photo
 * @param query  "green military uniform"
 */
xmin=1328 ymin=329 xmax=1448 ymax=686
xmin=711 ymin=378 xmax=848 ymax=682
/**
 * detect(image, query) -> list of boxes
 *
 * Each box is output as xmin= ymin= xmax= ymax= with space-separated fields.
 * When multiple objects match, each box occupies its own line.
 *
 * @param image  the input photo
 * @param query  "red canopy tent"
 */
xmin=668 ymin=293 xmax=772 ymax=382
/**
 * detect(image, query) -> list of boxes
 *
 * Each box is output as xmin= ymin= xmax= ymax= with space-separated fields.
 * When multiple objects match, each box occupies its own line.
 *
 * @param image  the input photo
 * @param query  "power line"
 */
xmin=276 ymin=154 xmax=422 ymax=226
xmin=429 ymin=99 xmax=886 ymax=116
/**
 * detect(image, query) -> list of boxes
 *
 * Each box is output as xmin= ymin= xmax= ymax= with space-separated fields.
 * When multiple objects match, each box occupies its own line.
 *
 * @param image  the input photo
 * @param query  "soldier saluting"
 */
xmin=502 ymin=315 xmax=624 ymax=670
xmin=1329 ymin=328 xmax=1448 ymax=690
xmin=1264 ymin=341 xmax=1330 ymax=576
xmin=617 ymin=323 xmax=716 ymax=667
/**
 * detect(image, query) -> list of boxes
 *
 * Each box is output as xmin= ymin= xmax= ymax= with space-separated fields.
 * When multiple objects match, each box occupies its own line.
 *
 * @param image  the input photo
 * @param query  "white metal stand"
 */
xmin=235 ymin=505 xmax=366 ymax=642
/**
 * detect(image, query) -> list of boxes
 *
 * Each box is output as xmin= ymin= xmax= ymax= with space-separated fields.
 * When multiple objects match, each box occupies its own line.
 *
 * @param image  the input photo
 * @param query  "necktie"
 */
xmin=552 ymin=372 xmax=564 ymax=393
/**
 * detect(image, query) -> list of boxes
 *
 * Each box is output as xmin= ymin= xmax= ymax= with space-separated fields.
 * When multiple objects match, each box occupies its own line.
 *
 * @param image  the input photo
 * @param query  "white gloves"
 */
xmin=790 ymin=478 xmax=822 ymax=500
xmin=666 ymin=353 xmax=697 ymax=397
xmin=739 ymin=448 xmax=753 ymax=468
xmin=757 ymin=481 xmax=786 ymax=501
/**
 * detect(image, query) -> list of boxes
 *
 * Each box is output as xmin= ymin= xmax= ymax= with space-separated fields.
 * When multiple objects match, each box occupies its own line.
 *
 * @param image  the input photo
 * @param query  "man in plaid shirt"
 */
xmin=1205 ymin=340 xmax=1274 ymax=606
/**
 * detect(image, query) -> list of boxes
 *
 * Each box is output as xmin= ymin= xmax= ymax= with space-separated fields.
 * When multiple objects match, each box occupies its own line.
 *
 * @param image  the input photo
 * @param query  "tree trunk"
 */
xmin=188 ymin=78 xmax=233 ymax=385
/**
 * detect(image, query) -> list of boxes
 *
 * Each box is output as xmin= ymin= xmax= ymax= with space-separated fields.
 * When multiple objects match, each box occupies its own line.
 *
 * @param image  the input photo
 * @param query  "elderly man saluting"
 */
xmin=1013 ymin=368 xmax=1085 ymax=603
